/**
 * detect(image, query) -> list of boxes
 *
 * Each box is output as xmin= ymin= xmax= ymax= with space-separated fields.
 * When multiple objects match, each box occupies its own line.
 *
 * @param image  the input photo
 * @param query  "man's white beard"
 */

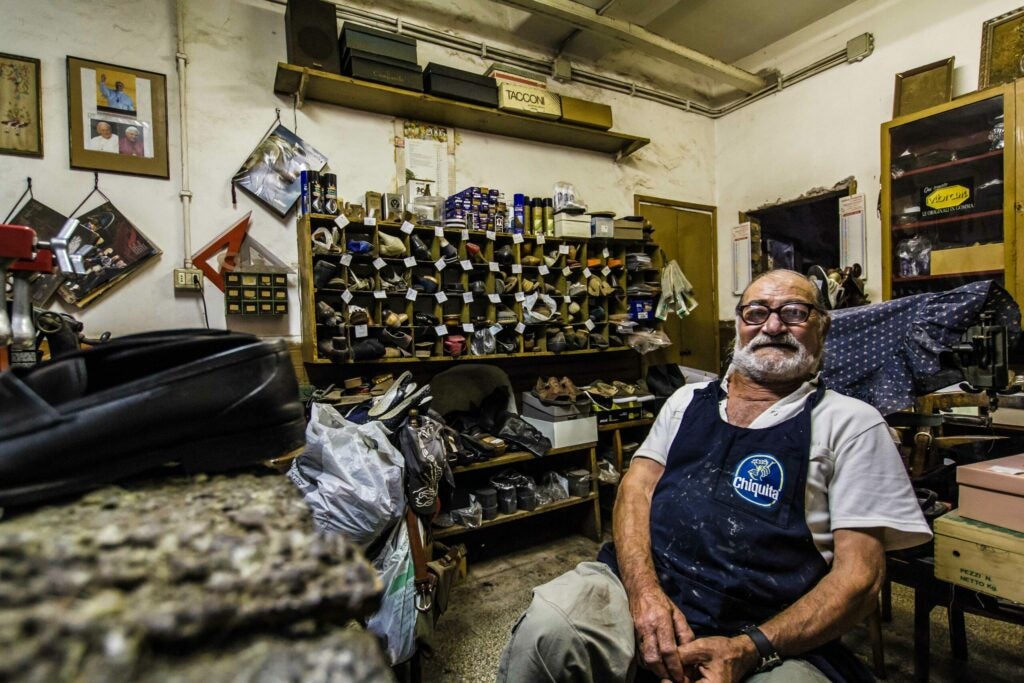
xmin=731 ymin=330 xmax=820 ymax=383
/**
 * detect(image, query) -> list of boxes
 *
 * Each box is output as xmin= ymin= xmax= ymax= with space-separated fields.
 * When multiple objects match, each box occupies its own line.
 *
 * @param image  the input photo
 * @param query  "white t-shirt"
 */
xmin=88 ymin=134 xmax=119 ymax=153
xmin=635 ymin=376 xmax=932 ymax=563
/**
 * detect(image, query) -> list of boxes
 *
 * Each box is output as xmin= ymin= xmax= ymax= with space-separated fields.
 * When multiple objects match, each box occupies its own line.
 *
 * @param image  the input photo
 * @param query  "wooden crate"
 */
xmin=934 ymin=511 xmax=1024 ymax=603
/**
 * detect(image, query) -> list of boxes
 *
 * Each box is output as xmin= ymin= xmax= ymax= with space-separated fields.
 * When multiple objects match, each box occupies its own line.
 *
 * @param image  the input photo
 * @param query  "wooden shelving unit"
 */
xmin=274 ymin=63 xmax=649 ymax=158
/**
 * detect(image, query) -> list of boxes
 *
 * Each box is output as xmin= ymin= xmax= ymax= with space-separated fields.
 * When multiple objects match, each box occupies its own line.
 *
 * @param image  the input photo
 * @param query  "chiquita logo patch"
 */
xmin=732 ymin=454 xmax=784 ymax=508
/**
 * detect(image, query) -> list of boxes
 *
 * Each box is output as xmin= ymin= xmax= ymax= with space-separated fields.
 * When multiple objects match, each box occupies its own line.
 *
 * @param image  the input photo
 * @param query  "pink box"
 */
xmin=957 ymin=454 xmax=1024 ymax=533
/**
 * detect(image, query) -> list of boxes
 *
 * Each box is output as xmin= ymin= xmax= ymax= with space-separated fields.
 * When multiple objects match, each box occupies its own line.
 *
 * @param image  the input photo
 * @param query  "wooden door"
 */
xmin=636 ymin=197 xmax=719 ymax=373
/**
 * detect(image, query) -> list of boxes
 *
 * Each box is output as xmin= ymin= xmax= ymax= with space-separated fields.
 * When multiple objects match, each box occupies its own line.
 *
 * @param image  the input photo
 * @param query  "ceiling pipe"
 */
xmin=264 ymin=1 xmax=871 ymax=120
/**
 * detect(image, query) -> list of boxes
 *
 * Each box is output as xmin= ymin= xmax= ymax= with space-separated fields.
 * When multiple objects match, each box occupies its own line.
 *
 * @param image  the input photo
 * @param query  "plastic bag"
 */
xmin=365 ymin=521 xmax=417 ymax=665
xmin=522 ymin=292 xmax=560 ymax=324
xmin=657 ymin=259 xmax=698 ymax=320
xmin=451 ymin=494 xmax=483 ymax=528
xmin=538 ymin=471 xmax=569 ymax=505
xmin=287 ymin=403 xmax=406 ymax=546
xmin=625 ymin=328 xmax=673 ymax=355
xmin=598 ymin=459 xmax=621 ymax=485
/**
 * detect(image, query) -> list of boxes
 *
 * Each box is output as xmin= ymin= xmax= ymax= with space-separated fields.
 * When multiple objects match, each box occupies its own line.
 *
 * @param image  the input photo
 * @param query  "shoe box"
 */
xmin=956 ymin=454 xmax=1024 ymax=532
xmin=339 ymin=23 xmax=422 ymax=91
xmin=554 ymin=214 xmax=590 ymax=238
xmin=613 ymin=218 xmax=644 ymax=240
xmin=590 ymin=214 xmax=614 ymax=238
xmin=559 ymin=95 xmax=613 ymax=130
xmin=424 ymin=63 xmax=498 ymax=107
xmin=497 ymin=81 xmax=561 ymax=120
xmin=522 ymin=391 xmax=591 ymax=421
xmin=933 ymin=511 xmax=1024 ymax=603
xmin=523 ymin=415 xmax=597 ymax=450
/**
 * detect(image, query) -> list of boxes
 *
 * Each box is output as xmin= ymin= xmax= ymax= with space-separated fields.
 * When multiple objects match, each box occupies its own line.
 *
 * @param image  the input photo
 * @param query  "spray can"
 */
xmin=321 ymin=173 xmax=338 ymax=216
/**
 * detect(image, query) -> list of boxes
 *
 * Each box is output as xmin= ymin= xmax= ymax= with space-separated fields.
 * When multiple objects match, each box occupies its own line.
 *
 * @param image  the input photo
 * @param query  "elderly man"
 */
xmin=87 ymin=121 xmax=119 ymax=153
xmin=119 ymin=126 xmax=144 ymax=157
xmin=498 ymin=269 xmax=931 ymax=682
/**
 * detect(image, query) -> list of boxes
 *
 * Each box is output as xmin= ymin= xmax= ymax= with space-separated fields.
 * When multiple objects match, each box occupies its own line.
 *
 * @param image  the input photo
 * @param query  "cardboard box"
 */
xmin=424 ymin=63 xmax=498 ymax=107
xmin=934 ymin=511 xmax=1024 ymax=603
xmin=522 ymin=391 xmax=590 ymax=421
xmin=523 ymin=415 xmax=597 ymax=450
xmin=554 ymin=214 xmax=590 ymax=238
xmin=957 ymin=454 xmax=1024 ymax=532
xmin=591 ymin=215 xmax=614 ymax=238
xmin=613 ymin=218 xmax=644 ymax=241
xmin=559 ymin=96 xmax=613 ymax=130
xmin=498 ymin=82 xmax=561 ymax=119
xmin=929 ymin=242 xmax=1003 ymax=276
xmin=340 ymin=23 xmax=417 ymax=64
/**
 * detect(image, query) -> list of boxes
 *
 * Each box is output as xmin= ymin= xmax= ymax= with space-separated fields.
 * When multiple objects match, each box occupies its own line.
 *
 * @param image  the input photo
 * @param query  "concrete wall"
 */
xmin=0 ymin=0 xmax=713 ymax=340
xmin=714 ymin=0 xmax=1023 ymax=318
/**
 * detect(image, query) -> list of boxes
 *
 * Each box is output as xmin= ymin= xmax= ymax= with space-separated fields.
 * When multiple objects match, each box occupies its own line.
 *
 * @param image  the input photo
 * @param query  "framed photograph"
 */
xmin=0 ymin=52 xmax=42 ymax=157
xmin=980 ymin=6 xmax=1024 ymax=88
xmin=893 ymin=57 xmax=954 ymax=118
xmin=232 ymin=124 xmax=327 ymax=216
xmin=66 ymin=56 xmax=168 ymax=179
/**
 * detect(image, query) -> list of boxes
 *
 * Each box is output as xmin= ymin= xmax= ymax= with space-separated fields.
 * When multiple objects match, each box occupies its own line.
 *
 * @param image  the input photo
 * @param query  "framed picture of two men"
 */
xmin=66 ymin=56 xmax=169 ymax=179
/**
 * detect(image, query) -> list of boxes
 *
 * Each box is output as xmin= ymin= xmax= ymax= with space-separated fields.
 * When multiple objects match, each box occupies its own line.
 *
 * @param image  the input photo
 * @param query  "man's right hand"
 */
xmin=630 ymin=583 xmax=695 ymax=681
xmin=100 ymin=74 xmax=106 ymax=83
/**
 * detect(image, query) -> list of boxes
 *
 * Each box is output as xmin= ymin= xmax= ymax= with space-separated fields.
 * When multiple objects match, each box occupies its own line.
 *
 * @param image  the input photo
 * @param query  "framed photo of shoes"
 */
xmin=66 ymin=56 xmax=169 ymax=179
xmin=892 ymin=57 xmax=954 ymax=118
xmin=0 ymin=52 xmax=43 ymax=157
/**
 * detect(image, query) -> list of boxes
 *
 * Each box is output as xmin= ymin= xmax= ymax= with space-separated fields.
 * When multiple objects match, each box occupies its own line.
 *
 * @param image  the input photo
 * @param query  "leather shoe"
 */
xmin=0 ymin=330 xmax=306 ymax=507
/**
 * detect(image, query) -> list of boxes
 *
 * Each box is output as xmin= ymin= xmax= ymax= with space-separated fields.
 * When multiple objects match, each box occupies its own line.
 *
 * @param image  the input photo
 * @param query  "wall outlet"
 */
xmin=173 ymin=267 xmax=204 ymax=291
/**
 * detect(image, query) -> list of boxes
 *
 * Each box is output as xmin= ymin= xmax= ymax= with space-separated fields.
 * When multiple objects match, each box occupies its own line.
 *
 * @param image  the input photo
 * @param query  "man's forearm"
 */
xmin=612 ymin=459 xmax=663 ymax=595
xmin=758 ymin=528 xmax=885 ymax=656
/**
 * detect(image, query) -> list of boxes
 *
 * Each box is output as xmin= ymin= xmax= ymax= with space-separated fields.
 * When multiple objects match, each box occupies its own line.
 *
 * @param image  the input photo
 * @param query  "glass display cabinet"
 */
xmin=881 ymin=83 xmax=1019 ymax=300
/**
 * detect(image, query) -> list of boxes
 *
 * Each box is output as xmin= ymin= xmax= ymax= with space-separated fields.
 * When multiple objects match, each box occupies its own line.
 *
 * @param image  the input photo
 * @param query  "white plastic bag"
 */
xmin=287 ymin=403 xmax=406 ymax=546
xmin=365 ymin=521 xmax=418 ymax=665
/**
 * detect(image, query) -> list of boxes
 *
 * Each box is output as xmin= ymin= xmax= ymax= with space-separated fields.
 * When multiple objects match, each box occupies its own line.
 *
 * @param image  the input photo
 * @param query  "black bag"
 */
xmin=646 ymin=363 xmax=685 ymax=397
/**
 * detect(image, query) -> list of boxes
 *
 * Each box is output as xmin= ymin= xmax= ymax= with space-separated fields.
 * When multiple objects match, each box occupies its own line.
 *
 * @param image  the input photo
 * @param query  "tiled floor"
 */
xmin=424 ymin=533 xmax=1024 ymax=682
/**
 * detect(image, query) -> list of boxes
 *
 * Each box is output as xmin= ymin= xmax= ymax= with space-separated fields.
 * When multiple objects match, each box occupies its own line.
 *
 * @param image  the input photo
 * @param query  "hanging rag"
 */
xmin=657 ymin=259 xmax=698 ymax=320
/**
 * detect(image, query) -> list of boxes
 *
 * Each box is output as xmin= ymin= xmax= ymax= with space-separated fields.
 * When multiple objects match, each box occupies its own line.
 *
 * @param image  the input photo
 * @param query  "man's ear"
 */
xmin=820 ymin=315 xmax=832 ymax=339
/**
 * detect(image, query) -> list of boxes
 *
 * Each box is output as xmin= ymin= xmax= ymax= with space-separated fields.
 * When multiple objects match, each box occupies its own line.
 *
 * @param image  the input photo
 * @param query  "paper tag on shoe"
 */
xmin=406 ymin=289 xmax=418 ymax=301
xmin=536 ymin=234 xmax=545 ymax=244
xmin=488 ymin=293 xmax=501 ymax=303
xmin=564 ymin=296 xmax=571 ymax=305
xmin=582 ymin=268 xmax=592 ymax=278
xmin=340 ymin=253 xmax=353 ymax=267
xmin=558 ymin=244 xmax=569 ymax=255
xmin=460 ymin=259 xmax=473 ymax=271
xmin=602 ymin=247 xmax=610 ymax=258
xmin=515 ymin=322 xmax=526 ymax=334
xmin=585 ymin=319 xmax=596 ymax=331
xmin=435 ymin=226 xmax=445 ymax=237
xmin=490 ymin=324 xmax=503 ymax=336
xmin=435 ymin=292 xmax=448 ymax=303
xmin=435 ymin=258 xmax=447 ymax=271
xmin=489 ymin=262 xmax=500 ymax=272
xmin=463 ymin=323 xmax=475 ymax=333
xmin=602 ymin=266 xmax=611 ymax=276
xmin=354 ymin=324 xmax=368 ymax=338
xmin=463 ymin=292 xmax=474 ymax=304
xmin=373 ymin=290 xmax=386 ymax=299
xmin=515 ymin=292 xmax=525 ymax=302
xmin=461 ymin=229 xmax=470 ymax=241
xmin=435 ymin=325 xmax=448 ymax=336
xmin=364 ymin=217 xmax=377 ymax=226
xmin=562 ymin=267 xmax=572 ymax=277
xmin=341 ymin=290 xmax=353 ymax=304
xmin=538 ymin=265 xmax=549 ymax=275
xmin=486 ymin=230 xmax=496 ymax=241
xmin=403 ymin=256 xmax=416 ymax=268
xmin=373 ymin=257 xmax=387 ymax=270
xmin=334 ymin=215 xmax=350 ymax=229
xmin=511 ymin=264 xmax=523 ymax=274
xmin=513 ymin=233 xmax=524 ymax=244
xmin=401 ymin=221 xmax=415 ymax=234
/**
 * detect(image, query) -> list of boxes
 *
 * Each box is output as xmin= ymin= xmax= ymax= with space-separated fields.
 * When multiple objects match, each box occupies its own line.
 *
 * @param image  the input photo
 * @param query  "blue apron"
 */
xmin=599 ymin=382 xmax=872 ymax=682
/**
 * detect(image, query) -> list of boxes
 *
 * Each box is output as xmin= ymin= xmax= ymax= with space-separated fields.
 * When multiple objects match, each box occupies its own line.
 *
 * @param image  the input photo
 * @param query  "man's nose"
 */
xmin=761 ymin=311 xmax=787 ymax=334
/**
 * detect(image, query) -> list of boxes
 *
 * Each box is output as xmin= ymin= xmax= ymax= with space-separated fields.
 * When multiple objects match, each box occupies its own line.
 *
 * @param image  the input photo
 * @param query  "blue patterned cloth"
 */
xmin=821 ymin=281 xmax=1020 ymax=415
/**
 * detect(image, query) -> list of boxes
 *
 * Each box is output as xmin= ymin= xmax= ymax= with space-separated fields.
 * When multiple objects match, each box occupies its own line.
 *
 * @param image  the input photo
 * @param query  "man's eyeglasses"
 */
xmin=735 ymin=302 xmax=822 ymax=326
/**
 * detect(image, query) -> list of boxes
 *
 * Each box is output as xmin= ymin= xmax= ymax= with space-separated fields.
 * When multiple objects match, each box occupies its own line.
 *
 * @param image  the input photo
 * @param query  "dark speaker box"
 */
xmin=285 ymin=0 xmax=340 ymax=73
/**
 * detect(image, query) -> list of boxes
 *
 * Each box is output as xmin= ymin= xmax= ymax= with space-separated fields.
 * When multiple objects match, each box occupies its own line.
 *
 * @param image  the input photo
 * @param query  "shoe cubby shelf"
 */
xmin=297 ymin=214 xmax=664 ymax=365
xmin=435 ymin=442 xmax=601 ymax=541
xmin=598 ymin=417 xmax=655 ymax=485
xmin=274 ymin=63 xmax=649 ymax=159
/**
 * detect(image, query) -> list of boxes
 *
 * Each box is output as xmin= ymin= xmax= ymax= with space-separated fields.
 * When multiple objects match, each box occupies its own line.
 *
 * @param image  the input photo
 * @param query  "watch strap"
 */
xmin=741 ymin=625 xmax=782 ymax=672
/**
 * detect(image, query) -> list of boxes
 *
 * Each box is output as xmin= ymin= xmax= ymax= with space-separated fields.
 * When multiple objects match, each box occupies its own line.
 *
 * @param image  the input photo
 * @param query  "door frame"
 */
xmin=634 ymin=194 xmax=720 ymax=371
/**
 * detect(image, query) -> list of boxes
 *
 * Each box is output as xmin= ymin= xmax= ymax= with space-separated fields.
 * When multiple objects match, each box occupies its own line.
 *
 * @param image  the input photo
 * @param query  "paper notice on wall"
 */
xmin=839 ymin=193 xmax=867 ymax=277
xmin=732 ymin=222 xmax=752 ymax=295
xmin=396 ymin=121 xmax=453 ymax=200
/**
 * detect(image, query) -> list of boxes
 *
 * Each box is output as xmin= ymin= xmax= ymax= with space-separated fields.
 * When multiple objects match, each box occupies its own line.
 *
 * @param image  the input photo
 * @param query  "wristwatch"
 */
xmin=741 ymin=624 xmax=782 ymax=673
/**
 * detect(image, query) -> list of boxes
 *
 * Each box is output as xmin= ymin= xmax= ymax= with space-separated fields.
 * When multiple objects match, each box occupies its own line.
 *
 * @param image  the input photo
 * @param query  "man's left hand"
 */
xmin=677 ymin=636 xmax=759 ymax=683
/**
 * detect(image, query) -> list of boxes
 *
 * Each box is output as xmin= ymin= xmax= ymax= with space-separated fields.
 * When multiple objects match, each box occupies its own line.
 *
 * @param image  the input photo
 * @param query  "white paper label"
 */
xmin=489 ymin=262 xmax=500 ymax=272
xmin=562 ymin=267 xmax=572 ymax=277
xmin=513 ymin=233 xmax=524 ymax=244
xmin=460 ymin=259 xmax=472 ymax=271
xmin=463 ymin=323 xmax=475 ymax=333
xmin=364 ymin=216 xmax=377 ymax=226
xmin=536 ymin=234 xmax=545 ymax=244
xmin=339 ymin=253 xmax=353 ymax=266
xmin=372 ymin=257 xmax=386 ymax=270
xmin=490 ymin=324 xmax=503 ymax=336
xmin=558 ymin=244 xmax=569 ymax=255
xmin=354 ymin=324 xmax=368 ymax=338
xmin=563 ymin=296 xmax=571 ymax=305
xmin=511 ymin=264 xmax=523 ymax=274
xmin=434 ymin=325 xmax=448 ymax=336
xmin=515 ymin=322 xmax=526 ymax=334
xmin=403 ymin=256 xmax=416 ymax=268
xmin=461 ymin=229 xmax=470 ymax=241
xmin=989 ymin=465 xmax=1024 ymax=475
xmin=340 ymin=289 xmax=353 ymax=304
xmin=515 ymin=292 xmax=526 ymax=302
xmin=435 ymin=226 xmax=445 ymax=237
xmin=334 ymin=215 xmax=350 ymax=229
xmin=602 ymin=266 xmax=611 ymax=276
xmin=435 ymin=292 xmax=448 ymax=303
xmin=373 ymin=290 xmax=386 ymax=299
xmin=585 ymin=319 xmax=596 ymax=331
xmin=582 ymin=268 xmax=592 ymax=278
xmin=486 ymin=230 xmax=496 ymax=241
xmin=405 ymin=289 xmax=418 ymax=301
xmin=488 ymin=293 xmax=501 ymax=303
xmin=602 ymin=247 xmax=610 ymax=258
xmin=434 ymin=258 xmax=447 ymax=271
xmin=401 ymin=221 xmax=415 ymax=234
xmin=462 ymin=292 xmax=474 ymax=304
xmin=538 ymin=265 xmax=549 ymax=275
